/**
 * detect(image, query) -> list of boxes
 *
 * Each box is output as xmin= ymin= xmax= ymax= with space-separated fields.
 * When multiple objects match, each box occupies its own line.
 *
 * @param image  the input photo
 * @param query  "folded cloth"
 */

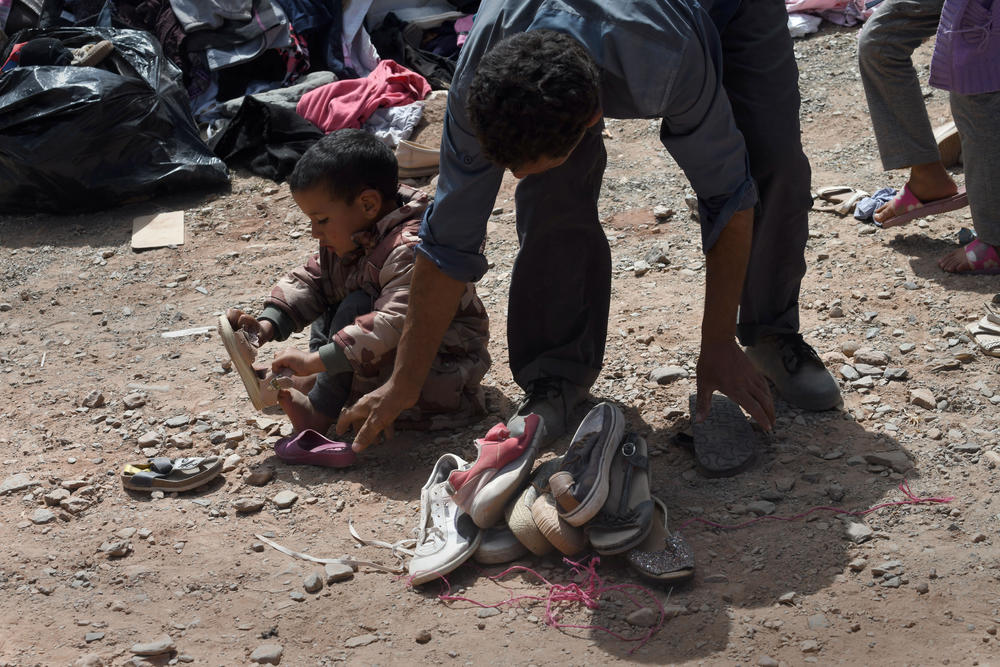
xmin=854 ymin=186 xmax=897 ymax=223
xmin=296 ymin=58 xmax=430 ymax=132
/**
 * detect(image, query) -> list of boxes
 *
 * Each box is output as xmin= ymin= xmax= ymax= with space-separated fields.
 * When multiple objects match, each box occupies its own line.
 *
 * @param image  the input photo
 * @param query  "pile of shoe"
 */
xmin=407 ymin=403 xmax=695 ymax=587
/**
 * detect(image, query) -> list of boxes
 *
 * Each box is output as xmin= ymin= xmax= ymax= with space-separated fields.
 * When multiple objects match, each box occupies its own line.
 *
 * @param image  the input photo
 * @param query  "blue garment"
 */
xmin=855 ymin=186 xmax=897 ymax=223
xmin=416 ymin=0 xmax=758 ymax=283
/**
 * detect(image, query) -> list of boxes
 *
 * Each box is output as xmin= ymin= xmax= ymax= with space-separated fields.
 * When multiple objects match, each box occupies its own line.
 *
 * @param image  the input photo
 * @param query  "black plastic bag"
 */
xmin=0 ymin=26 xmax=229 ymax=214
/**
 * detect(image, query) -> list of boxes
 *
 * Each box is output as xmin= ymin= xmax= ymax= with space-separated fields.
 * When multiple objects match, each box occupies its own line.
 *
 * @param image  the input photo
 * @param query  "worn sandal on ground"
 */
xmin=274 ymin=429 xmax=356 ymax=468
xmin=967 ymin=317 xmax=1000 ymax=358
xmin=218 ymin=314 xmax=288 ymax=410
xmin=473 ymin=523 xmax=529 ymax=565
xmin=505 ymin=457 xmax=563 ymax=556
xmin=531 ymin=493 xmax=588 ymax=556
xmin=684 ymin=394 xmax=756 ymax=477
xmin=626 ymin=497 xmax=695 ymax=584
xmin=121 ymin=456 xmax=222 ymax=492
xmin=585 ymin=433 xmax=654 ymax=555
xmin=879 ymin=182 xmax=968 ymax=228
xmin=813 ymin=186 xmax=869 ymax=216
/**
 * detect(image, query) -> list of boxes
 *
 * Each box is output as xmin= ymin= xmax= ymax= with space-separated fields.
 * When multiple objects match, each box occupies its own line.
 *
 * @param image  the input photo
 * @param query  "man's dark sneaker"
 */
xmin=548 ymin=401 xmax=625 ymax=527
xmin=506 ymin=377 xmax=589 ymax=446
xmin=745 ymin=333 xmax=842 ymax=411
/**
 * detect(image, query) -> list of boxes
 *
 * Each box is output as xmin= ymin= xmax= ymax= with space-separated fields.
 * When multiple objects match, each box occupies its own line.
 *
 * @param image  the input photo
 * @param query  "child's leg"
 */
xmin=282 ymin=290 xmax=373 ymax=433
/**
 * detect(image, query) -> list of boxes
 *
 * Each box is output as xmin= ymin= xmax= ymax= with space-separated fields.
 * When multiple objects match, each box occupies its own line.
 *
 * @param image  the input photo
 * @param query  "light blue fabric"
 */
xmin=855 ymin=186 xmax=897 ymax=222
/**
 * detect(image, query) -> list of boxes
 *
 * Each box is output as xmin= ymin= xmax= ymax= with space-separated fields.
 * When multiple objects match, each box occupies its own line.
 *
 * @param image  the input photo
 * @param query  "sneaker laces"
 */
xmin=771 ymin=334 xmax=822 ymax=373
xmin=515 ymin=376 xmax=565 ymax=414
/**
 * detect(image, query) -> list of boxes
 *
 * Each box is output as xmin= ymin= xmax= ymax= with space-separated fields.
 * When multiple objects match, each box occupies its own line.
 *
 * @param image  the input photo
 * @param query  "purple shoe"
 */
xmin=274 ymin=430 xmax=356 ymax=468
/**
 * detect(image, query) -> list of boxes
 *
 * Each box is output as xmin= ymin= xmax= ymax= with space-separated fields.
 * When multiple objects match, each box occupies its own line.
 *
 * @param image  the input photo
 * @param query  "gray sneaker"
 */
xmin=506 ymin=377 xmax=589 ymax=445
xmin=745 ymin=334 xmax=842 ymax=411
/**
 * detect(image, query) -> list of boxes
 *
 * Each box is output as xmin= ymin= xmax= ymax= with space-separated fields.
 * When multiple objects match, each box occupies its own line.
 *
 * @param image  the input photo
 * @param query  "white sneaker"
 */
xmin=409 ymin=453 xmax=482 ymax=586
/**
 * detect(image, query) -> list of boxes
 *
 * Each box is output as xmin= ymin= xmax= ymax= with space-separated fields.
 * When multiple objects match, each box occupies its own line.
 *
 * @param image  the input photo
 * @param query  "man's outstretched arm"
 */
xmin=694 ymin=207 xmax=775 ymax=431
xmin=336 ymin=252 xmax=466 ymax=451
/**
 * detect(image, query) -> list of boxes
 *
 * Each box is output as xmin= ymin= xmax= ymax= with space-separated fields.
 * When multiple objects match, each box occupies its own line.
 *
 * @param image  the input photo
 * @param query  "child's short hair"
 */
xmin=289 ymin=129 xmax=398 ymax=203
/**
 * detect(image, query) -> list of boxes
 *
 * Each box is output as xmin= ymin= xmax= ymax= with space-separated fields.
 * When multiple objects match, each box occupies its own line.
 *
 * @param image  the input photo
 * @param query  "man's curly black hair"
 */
xmin=467 ymin=30 xmax=601 ymax=169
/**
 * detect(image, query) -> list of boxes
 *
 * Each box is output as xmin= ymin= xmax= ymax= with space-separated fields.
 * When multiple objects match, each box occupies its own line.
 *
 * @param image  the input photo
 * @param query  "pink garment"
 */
xmin=785 ymin=0 xmax=872 ymax=25
xmin=455 ymin=14 xmax=474 ymax=47
xmin=296 ymin=59 xmax=430 ymax=133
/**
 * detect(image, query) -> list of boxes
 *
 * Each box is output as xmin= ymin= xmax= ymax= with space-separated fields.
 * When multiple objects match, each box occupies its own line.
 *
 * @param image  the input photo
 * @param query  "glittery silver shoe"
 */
xmin=626 ymin=497 xmax=694 ymax=584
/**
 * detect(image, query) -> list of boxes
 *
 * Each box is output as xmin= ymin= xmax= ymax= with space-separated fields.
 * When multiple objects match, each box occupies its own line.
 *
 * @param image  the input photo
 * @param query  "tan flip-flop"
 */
xmin=967 ymin=317 xmax=1000 ymax=358
xmin=218 ymin=314 xmax=286 ymax=410
xmin=121 ymin=456 xmax=223 ymax=492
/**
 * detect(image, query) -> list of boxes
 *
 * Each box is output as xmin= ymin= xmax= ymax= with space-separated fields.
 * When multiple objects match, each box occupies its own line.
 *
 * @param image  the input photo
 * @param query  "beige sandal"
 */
xmin=218 ymin=314 xmax=290 ymax=410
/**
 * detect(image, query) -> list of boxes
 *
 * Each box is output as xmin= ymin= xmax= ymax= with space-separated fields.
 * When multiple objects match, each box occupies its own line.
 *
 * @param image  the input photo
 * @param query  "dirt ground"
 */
xmin=2 ymin=24 xmax=1000 ymax=667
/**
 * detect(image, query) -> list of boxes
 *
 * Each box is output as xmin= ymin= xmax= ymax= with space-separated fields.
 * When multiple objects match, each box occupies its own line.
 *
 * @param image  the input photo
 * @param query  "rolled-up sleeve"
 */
xmin=659 ymin=22 xmax=757 ymax=252
xmin=416 ymin=95 xmax=505 ymax=283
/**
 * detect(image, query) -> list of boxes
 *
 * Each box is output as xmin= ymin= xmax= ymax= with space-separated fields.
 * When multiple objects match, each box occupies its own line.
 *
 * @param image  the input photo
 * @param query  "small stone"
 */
xmin=415 ymin=630 xmax=432 ymax=644
xmin=61 ymin=497 xmax=91 ymax=514
xmin=324 ymin=562 xmax=354 ymax=583
xmin=303 ymin=572 xmax=324 ymax=593
xmin=909 ymin=388 xmax=936 ymax=410
xmin=344 ymin=633 xmax=379 ymax=648
xmin=82 ymin=390 xmax=106 ymax=409
xmin=74 ymin=654 xmax=104 ymax=667
xmin=225 ymin=430 xmax=245 ymax=443
xmin=246 ymin=468 xmax=274 ymax=486
xmin=289 ymin=591 xmax=305 ymax=602
xmin=31 ymin=508 xmax=56 ymax=524
xmin=165 ymin=415 xmax=190 ymax=428
xmin=168 ymin=433 xmax=193 ymax=449
xmin=644 ymin=246 xmax=669 ymax=265
xmin=137 ymin=431 xmax=160 ymax=447
xmin=828 ymin=305 xmax=845 ymax=318
xmin=99 ymin=540 xmax=132 ymax=558
xmin=808 ymin=614 xmax=830 ymax=629
xmin=972 ymin=533 xmax=988 ymax=543
xmin=871 ymin=561 xmax=904 ymax=577
xmin=848 ymin=558 xmax=867 ymax=572
xmin=840 ymin=365 xmax=860 ymax=381
xmin=476 ymin=607 xmax=501 ymax=618
xmin=0 ymin=302 xmax=11 ymax=311
xmin=626 ymin=607 xmax=659 ymax=627
xmin=249 ymin=643 xmax=283 ymax=664
xmin=131 ymin=635 xmax=175 ymax=656
xmin=801 ymin=639 xmax=820 ymax=653
xmin=649 ymin=366 xmax=689 ymax=384
xmin=916 ymin=582 xmax=929 ymax=594
xmin=899 ymin=342 xmax=916 ymax=354
xmin=123 ymin=393 xmax=147 ymax=409
xmin=826 ymin=483 xmax=845 ymax=502
xmin=841 ymin=341 xmax=860 ymax=357
xmin=1 ymin=473 xmax=40 ymax=495
xmin=778 ymin=592 xmax=797 ymax=605
xmin=84 ymin=632 xmax=105 ymax=643
xmin=854 ymin=348 xmax=890 ymax=366
xmin=633 ymin=260 xmax=650 ymax=277
xmin=223 ymin=454 xmax=242 ymax=472
xmin=844 ymin=521 xmax=873 ymax=544
xmin=234 ymin=497 xmax=265 ymax=514
xmin=44 ymin=488 xmax=71 ymax=506
xmin=864 ymin=451 xmax=913 ymax=473
xmin=747 ymin=500 xmax=776 ymax=516
xmin=758 ymin=657 xmax=779 ymax=667
xmin=775 ymin=477 xmax=795 ymax=492
xmin=883 ymin=367 xmax=908 ymax=381
xmin=272 ymin=490 xmax=298 ymax=509
xmin=881 ymin=576 xmax=901 ymax=588
xmin=653 ymin=205 xmax=674 ymax=220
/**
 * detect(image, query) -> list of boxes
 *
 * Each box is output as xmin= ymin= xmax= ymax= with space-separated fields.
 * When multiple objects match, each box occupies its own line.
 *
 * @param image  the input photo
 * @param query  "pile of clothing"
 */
xmin=0 ymin=0 xmax=475 ymax=212
xmin=406 ymin=403 xmax=696 ymax=586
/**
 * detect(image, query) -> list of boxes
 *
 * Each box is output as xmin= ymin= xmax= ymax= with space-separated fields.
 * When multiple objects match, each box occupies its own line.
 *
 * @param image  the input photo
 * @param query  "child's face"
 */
xmin=292 ymin=185 xmax=381 ymax=257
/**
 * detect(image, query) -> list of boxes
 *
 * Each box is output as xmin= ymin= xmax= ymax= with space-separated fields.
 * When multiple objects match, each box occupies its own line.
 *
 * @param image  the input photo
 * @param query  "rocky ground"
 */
xmin=2 ymin=23 xmax=1000 ymax=667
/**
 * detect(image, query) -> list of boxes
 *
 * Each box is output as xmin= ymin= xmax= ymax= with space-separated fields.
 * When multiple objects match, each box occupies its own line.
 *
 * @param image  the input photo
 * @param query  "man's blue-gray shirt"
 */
xmin=417 ymin=0 xmax=757 ymax=283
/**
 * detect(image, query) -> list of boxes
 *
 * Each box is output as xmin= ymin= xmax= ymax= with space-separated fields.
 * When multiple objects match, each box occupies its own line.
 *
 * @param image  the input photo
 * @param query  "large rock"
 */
xmin=131 ymin=635 xmax=175 ymax=656
xmin=864 ymin=450 xmax=913 ymax=473
xmin=909 ymin=388 xmax=936 ymax=409
xmin=649 ymin=366 xmax=689 ymax=384
xmin=250 ymin=644 xmax=283 ymax=664
xmin=0 ymin=473 xmax=39 ymax=495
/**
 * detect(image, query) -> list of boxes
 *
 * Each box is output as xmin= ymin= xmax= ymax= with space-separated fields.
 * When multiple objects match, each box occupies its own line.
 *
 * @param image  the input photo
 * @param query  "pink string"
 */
xmin=407 ymin=481 xmax=952 ymax=654
xmin=676 ymin=480 xmax=954 ymax=532
xmin=427 ymin=557 xmax=667 ymax=654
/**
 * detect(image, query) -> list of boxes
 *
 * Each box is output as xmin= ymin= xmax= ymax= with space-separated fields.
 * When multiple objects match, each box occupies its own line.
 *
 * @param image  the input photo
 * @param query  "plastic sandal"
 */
xmin=880 ymin=183 xmax=968 ymax=228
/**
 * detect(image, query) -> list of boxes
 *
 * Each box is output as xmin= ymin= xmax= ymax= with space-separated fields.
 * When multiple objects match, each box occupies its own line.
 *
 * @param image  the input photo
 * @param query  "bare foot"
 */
xmin=875 ymin=161 xmax=958 ymax=227
xmin=277 ymin=388 xmax=334 ymax=434
xmin=938 ymin=246 xmax=971 ymax=273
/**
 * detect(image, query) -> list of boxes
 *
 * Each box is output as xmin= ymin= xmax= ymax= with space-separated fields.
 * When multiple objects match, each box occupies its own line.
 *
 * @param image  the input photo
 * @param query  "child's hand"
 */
xmin=272 ymin=348 xmax=324 ymax=377
xmin=226 ymin=308 xmax=274 ymax=344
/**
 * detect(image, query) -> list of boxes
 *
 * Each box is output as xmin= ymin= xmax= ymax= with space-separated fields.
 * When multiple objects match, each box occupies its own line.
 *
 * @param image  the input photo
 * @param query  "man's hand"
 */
xmin=337 ymin=379 xmax=419 ymax=453
xmin=336 ymin=253 xmax=467 ymax=453
xmin=696 ymin=339 xmax=774 ymax=430
xmin=271 ymin=348 xmax=324 ymax=376
xmin=226 ymin=308 xmax=275 ymax=344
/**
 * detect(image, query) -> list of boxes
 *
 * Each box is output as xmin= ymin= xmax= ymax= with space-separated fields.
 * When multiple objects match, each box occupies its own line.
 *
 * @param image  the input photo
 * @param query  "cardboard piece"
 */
xmin=132 ymin=211 xmax=184 ymax=249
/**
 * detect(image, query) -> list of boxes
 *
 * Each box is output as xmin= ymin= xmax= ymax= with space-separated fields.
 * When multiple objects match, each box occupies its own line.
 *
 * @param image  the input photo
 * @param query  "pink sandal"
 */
xmin=880 ymin=182 xmax=968 ymax=228
xmin=946 ymin=239 xmax=1000 ymax=275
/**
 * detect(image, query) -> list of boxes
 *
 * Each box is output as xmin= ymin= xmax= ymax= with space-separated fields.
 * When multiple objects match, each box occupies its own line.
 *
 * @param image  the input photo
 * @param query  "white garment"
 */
xmin=787 ymin=12 xmax=822 ymax=37
xmin=363 ymin=101 xmax=425 ymax=147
